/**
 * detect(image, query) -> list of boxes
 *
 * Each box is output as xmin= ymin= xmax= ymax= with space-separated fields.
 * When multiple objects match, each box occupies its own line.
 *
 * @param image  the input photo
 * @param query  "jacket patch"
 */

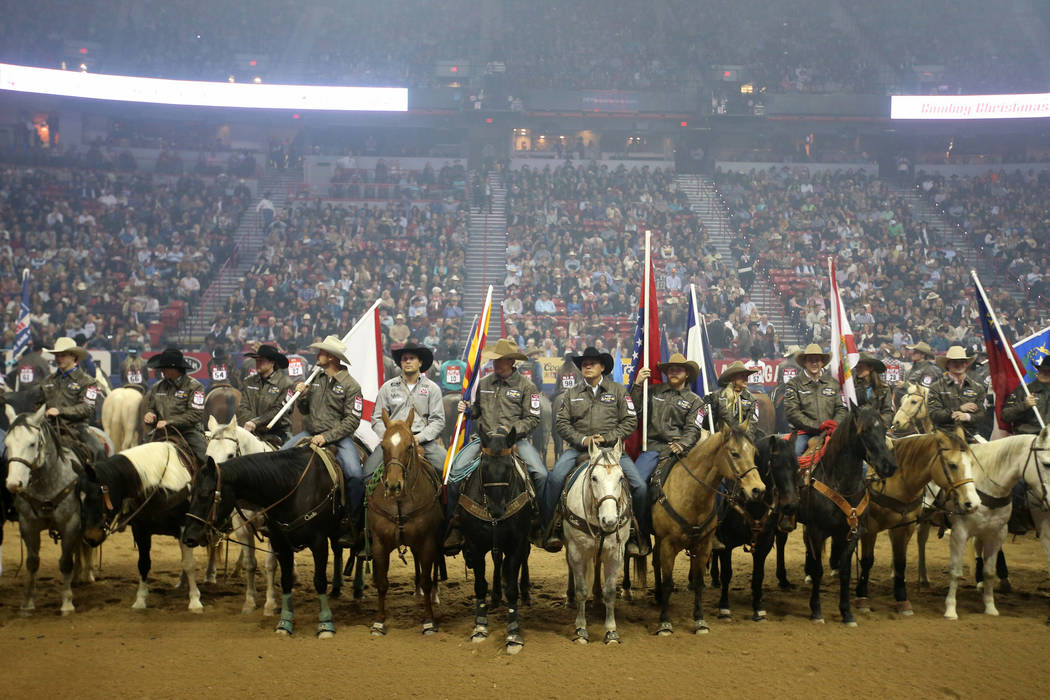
xmin=561 ymin=376 xmax=576 ymax=389
xmin=287 ymin=389 xmax=296 ymax=401
xmin=332 ymin=384 xmax=346 ymax=396
xmin=175 ymin=389 xmax=188 ymax=399
xmin=625 ymin=395 xmax=636 ymax=416
xmin=354 ymin=396 xmax=363 ymax=414
xmin=506 ymin=388 xmax=522 ymax=400
xmin=695 ymin=410 xmax=706 ymax=428
xmin=192 ymin=390 xmax=205 ymax=409
xmin=85 ymin=386 xmax=98 ymax=403
xmin=821 ymin=387 xmax=836 ymax=397
xmin=675 ymin=398 xmax=692 ymax=411
xmin=267 ymin=385 xmax=281 ymax=394
xmin=418 ymin=386 xmax=429 ymax=395
xmin=600 ymin=393 xmax=616 ymax=404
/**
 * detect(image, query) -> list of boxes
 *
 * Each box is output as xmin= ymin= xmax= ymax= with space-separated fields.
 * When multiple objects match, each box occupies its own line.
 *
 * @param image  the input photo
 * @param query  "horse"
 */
xmin=4 ymin=407 xmax=95 ymax=614
xmin=367 ymin=407 xmax=444 ymax=635
xmin=182 ymin=446 xmax=345 ymax=637
xmin=458 ymin=427 xmax=534 ymax=653
xmin=101 ymin=386 xmax=145 ymax=452
xmin=891 ymin=382 xmax=932 ymax=436
xmin=796 ymin=403 xmax=897 ymax=625
xmin=711 ymin=433 xmax=800 ymax=622
xmin=854 ymin=430 xmax=978 ymax=614
xmin=561 ymin=440 xmax=632 ymax=645
xmin=203 ymin=385 xmax=241 ymax=426
xmin=943 ymin=427 xmax=1050 ymax=620
xmin=652 ymin=423 xmax=765 ymax=635
xmin=78 ymin=441 xmax=203 ymax=612
xmin=753 ymin=392 xmax=777 ymax=436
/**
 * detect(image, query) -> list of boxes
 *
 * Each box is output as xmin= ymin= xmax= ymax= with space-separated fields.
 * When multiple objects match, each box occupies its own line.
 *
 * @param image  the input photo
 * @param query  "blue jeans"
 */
xmin=544 ymin=448 xmax=645 ymax=531
xmin=283 ymin=432 xmax=363 ymax=521
xmin=455 ymin=438 xmax=547 ymax=495
xmin=795 ymin=433 xmax=810 ymax=457
xmin=634 ymin=450 xmax=663 ymax=534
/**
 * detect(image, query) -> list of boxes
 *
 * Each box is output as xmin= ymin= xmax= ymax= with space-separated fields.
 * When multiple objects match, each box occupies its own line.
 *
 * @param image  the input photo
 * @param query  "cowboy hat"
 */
xmin=935 ymin=345 xmax=975 ymax=369
xmin=1035 ymin=354 xmax=1050 ymax=371
xmin=572 ymin=346 xmax=614 ymax=375
xmin=906 ymin=341 xmax=934 ymax=357
xmin=783 ymin=344 xmax=802 ymax=358
xmin=855 ymin=353 xmax=887 ymax=374
xmin=309 ymin=335 xmax=352 ymax=367
xmin=43 ymin=337 xmax=88 ymax=361
xmin=482 ymin=338 xmax=528 ymax=363
xmin=658 ymin=353 xmax=700 ymax=384
xmin=245 ymin=344 xmax=289 ymax=369
xmin=146 ymin=347 xmax=193 ymax=370
xmin=717 ymin=360 xmax=759 ymax=387
xmin=794 ymin=343 xmax=831 ymax=366
xmin=391 ymin=341 xmax=434 ymax=373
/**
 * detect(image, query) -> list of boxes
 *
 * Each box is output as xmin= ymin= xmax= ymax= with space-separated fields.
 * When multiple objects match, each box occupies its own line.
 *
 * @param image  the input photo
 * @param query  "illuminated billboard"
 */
xmin=0 ymin=62 xmax=408 ymax=112
xmin=891 ymin=93 xmax=1050 ymax=120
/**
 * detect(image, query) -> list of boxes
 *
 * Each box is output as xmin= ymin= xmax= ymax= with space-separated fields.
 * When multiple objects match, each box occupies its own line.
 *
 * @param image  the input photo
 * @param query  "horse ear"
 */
xmin=207 ymin=415 xmax=219 ymax=432
xmin=28 ymin=404 xmax=46 ymax=426
xmin=610 ymin=439 xmax=622 ymax=460
xmin=227 ymin=415 xmax=237 ymax=428
xmin=381 ymin=408 xmax=391 ymax=428
xmin=406 ymin=406 xmax=416 ymax=428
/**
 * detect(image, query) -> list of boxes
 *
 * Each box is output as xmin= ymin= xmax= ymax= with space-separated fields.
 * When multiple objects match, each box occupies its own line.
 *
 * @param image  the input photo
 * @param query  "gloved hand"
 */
xmin=819 ymin=419 xmax=839 ymax=433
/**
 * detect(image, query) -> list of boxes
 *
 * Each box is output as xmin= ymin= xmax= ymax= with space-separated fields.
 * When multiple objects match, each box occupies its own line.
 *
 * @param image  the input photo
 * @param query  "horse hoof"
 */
xmin=188 ymin=603 xmax=204 ymax=614
xmin=804 ymin=575 xmax=813 ymax=584
xmin=275 ymin=619 xmax=293 ymax=636
xmin=275 ymin=628 xmax=291 ymax=637
xmin=471 ymin=626 xmax=489 ymax=642
xmin=131 ymin=601 xmax=146 ymax=611
xmin=656 ymin=622 xmax=673 ymax=636
xmin=573 ymin=628 xmax=589 ymax=644
xmin=944 ymin=612 xmax=958 ymax=621
xmin=422 ymin=622 xmax=438 ymax=635
xmin=241 ymin=602 xmax=257 ymax=615
xmin=317 ymin=621 xmax=336 ymax=638
xmin=843 ymin=618 xmax=857 ymax=628
xmin=896 ymin=601 xmax=913 ymax=616
xmin=976 ymin=581 xmax=984 ymax=591
xmin=984 ymin=608 xmax=1000 ymax=617
xmin=854 ymin=597 xmax=870 ymax=613
xmin=604 ymin=632 xmax=620 ymax=645
xmin=998 ymin=579 xmax=1012 ymax=594
xmin=752 ymin=611 xmax=767 ymax=622
xmin=778 ymin=580 xmax=796 ymax=591
xmin=694 ymin=621 xmax=709 ymax=634
xmin=318 ymin=631 xmax=334 ymax=640
xmin=506 ymin=634 xmax=525 ymax=653
xmin=371 ymin=622 xmax=386 ymax=636
xmin=811 ymin=616 xmax=824 ymax=624
xmin=263 ymin=607 xmax=276 ymax=618
xmin=717 ymin=608 xmax=731 ymax=620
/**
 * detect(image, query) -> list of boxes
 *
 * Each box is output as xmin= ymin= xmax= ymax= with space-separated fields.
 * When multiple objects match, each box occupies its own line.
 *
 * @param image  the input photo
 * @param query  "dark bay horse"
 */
xmin=181 ymin=448 xmax=345 ymax=637
xmin=458 ymin=427 xmax=534 ymax=653
xmin=203 ymin=385 xmax=241 ymax=426
xmin=712 ymin=433 xmax=800 ymax=621
xmin=797 ymin=404 xmax=897 ymax=625
xmin=368 ymin=407 xmax=444 ymax=635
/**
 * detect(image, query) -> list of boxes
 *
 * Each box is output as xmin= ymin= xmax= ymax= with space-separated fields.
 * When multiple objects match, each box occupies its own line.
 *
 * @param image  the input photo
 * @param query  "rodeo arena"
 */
xmin=4 ymin=2 xmax=1050 ymax=698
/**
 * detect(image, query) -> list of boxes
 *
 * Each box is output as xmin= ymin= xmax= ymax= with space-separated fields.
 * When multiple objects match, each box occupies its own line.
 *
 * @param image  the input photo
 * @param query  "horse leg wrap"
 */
xmin=657 ymin=621 xmax=673 ymax=636
xmin=603 ymin=630 xmax=620 ymax=645
xmin=574 ymin=627 xmax=589 ymax=644
xmin=421 ymin=621 xmax=437 ymax=635
xmin=318 ymin=594 xmax=333 ymax=622
xmin=276 ymin=593 xmax=294 ymax=635
xmin=370 ymin=621 xmax=386 ymax=636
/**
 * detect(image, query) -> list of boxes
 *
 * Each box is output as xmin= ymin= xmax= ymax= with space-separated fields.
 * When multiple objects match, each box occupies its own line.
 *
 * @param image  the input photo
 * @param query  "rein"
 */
xmin=368 ymin=435 xmax=441 ymax=562
xmin=8 ymin=420 xmax=80 ymax=539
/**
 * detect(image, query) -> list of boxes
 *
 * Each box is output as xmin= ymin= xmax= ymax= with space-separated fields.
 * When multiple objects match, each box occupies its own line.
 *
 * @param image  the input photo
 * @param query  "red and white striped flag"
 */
xmin=828 ymin=257 xmax=858 ymax=406
xmin=343 ymin=301 xmax=385 ymax=450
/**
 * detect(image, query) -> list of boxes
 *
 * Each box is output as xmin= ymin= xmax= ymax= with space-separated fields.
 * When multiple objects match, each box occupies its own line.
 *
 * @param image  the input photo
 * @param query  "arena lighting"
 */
xmin=0 ymin=62 xmax=408 ymax=112
xmin=892 ymin=93 xmax=1050 ymax=120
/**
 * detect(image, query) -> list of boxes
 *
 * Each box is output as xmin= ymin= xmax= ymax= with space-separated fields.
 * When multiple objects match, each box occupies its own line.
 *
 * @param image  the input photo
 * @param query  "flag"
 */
xmin=974 ymin=277 xmax=1025 ymax=432
xmin=686 ymin=284 xmax=718 ymax=400
xmin=625 ymin=235 xmax=662 ymax=457
xmin=442 ymin=286 xmax=494 ymax=482
xmin=343 ymin=301 xmax=385 ymax=450
xmin=612 ymin=343 xmax=624 ymax=384
xmin=828 ymin=257 xmax=858 ymax=406
xmin=1014 ymin=326 xmax=1050 ymax=384
xmin=12 ymin=269 xmax=31 ymax=362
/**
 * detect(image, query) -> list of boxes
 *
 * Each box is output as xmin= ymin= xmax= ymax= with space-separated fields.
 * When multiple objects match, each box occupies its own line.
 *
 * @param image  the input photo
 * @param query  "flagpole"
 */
xmin=971 ymin=270 xmax=1044 ymax=428
xmin=699 ymin=313 xmax=717 ymax=434
xmin=266 ymin=299 xmax=381 ymax=430
xmin=642 ymin=230 xmax=651 ymax=450
xmin=443 ymin=286 xmax=493 ymax=484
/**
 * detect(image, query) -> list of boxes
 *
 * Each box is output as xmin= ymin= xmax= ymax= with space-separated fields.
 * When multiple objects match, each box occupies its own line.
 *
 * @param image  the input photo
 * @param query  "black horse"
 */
xmin=796 ymin=404 xmax=897 ymax=625
xmin=457 ymin=427 xmax=534 ymax=653
xmin=182 ymin=448 xmax=347 ymax=637
xmin=711 ymin=433 xmax=800 ymax=621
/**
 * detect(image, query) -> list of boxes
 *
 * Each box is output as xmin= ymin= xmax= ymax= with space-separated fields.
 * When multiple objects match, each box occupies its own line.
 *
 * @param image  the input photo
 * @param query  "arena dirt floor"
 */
xmin=1 ymin=522 xmax=1049 ymax=698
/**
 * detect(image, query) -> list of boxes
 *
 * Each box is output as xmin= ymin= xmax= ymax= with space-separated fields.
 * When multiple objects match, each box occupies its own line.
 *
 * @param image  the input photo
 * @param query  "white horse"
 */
xmin=4 ymin=406 xmax=95 ymax=614
xmin=562 ymin=440 xmax=632 ymax=645
xmin=943 ymin=427 xmax=1050 ymax=619
xmin=204 ymin=415 xmax=282 ymax=615
xmin=101 ymin=386 xmax=144 ymax=452
xmin=79 ymin=440 xmax=203 ymax=612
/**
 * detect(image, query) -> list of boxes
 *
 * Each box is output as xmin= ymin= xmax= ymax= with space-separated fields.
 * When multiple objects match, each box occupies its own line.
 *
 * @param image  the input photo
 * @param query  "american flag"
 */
xmin=11 ymin=269 xmax=31 ymax=362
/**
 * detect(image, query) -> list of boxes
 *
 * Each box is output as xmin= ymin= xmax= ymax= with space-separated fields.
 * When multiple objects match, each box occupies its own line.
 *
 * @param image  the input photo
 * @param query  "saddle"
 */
xmin=458 ymin=449 xmax=534 ymax=523
xmin=308 ymin=444 xmax=345 ymax=508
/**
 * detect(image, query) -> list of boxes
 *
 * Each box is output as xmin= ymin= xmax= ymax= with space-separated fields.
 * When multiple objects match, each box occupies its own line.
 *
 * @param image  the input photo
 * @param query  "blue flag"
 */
xmin=12 ymin=269 xmax=31 ymax=362
xmin=686 ymin=285 xmax=718 ymax=398
xmin=1014 ymin=326 xmax=1050 ymax=384
xmin=613 ymin=343 xmax=624 ymax=384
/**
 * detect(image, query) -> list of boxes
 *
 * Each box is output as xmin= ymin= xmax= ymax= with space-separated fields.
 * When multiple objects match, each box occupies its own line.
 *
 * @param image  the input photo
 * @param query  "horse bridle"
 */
xmin=6 ymin=421 xmax=78 ymax=525
xmin=894 ymin=390 xmax=928 ymax=436
xmin=6 ymin=421 xmax=54 ymax=474
xmin=932 ymin=441 xmax=976 ymax=502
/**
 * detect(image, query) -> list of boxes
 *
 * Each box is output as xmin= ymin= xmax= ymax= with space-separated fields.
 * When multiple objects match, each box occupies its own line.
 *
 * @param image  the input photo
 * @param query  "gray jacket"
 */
xmin=372 ymin=374 xmax=445 ymax=443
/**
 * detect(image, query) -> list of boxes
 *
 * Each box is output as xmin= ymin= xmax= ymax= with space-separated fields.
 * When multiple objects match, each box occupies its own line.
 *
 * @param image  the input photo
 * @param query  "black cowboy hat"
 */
xmin=212 ymin=345 xmax=228 ymax=360
xmin=245 ymin=344 xmax=289 ymax=369
xmin=392 ymin=341 xmax=434 ymax=373
xmin=572 ymin=346 xmax=614 ymax=375
xmin=147 ymin=347 xmax=193 ymax=371
xmin=855 ymin=353 xmax=887 ymax=374
xmin=1036 ymin=354 xmax=1050 ymax=370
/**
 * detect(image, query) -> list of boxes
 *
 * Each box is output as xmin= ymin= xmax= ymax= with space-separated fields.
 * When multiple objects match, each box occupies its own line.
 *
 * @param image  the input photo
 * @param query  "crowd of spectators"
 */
xmin=0 ymin=164 xmax=244 ymax=354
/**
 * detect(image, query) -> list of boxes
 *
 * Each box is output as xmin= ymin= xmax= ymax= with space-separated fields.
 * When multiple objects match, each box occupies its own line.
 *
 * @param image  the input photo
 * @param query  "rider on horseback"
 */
xmin=853 ymin=353 xmax=894 ymax=426
xmin=237 ymin=344 xmax=294 ymax=446
xmin=905 ymin=341 xmax=942 ymax=389
xmin=445 ymin=338 xmax=546 ymax=554
xmin=928 ymin=346 xmax=987 ymax=443
xmin=631 ymin=353 xmax=707 ymax=557
xmin=544 ymin=346 xmax=641 ymax=553
xmin=1002 ymin=354 xmax=1050 ymax=434
xmin=39 ymin=336 xmax=105 ymax=463
xmin=783 ymin=344 xmax=848 ymax=456
xmin=706 ymin=361 xmax=761 ymax=439
xmin=120 ymin=347 xmax=148 ymax=391
xmin=143 ymin=347 xmax=208 ymax=466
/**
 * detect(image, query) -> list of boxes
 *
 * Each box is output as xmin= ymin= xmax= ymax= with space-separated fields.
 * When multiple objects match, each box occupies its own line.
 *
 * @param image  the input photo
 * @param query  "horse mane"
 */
xmin=216 ymin=448 xmax=314 ymax=492
xmin=115 ymin=442 xmax=191 ymax=492
xmin=969 ymin=434 xmax=1037 ymax=483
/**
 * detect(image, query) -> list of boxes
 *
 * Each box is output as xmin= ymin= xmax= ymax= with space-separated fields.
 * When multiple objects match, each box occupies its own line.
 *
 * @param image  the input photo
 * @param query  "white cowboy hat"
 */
xmin=936 ymin=345 xmax=975 ymax=369
xmin=43 ymin=337 xmax=88 ymax=361
xmin=309 ymin=335 xmax=351 ymax=366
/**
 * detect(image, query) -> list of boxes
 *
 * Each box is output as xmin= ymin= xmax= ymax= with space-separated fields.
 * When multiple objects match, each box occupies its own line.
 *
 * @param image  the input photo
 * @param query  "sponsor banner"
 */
xmin=891 ymin=93 xmax=1050 ymax=120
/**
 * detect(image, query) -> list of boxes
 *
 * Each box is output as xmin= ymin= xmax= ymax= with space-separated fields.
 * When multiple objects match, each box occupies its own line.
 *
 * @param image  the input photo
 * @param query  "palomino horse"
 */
xmin=891 ymin=382 xmax=932 ymax=436
xmin=368 ymin=407 xmax=444 ymax=636
xmin=943 ymin=427 xmax=1050 ymax=620
xmin=652 ymin=424 xmax=764 ymax=635
xmin=854 ymin=430 xmax=978 ymax=614
xmin=5 ymin=407 xmax=95 ymax=614
xmin=712 ymin=434 xmax=800 ymax=622
xmin=562 ymin=440 xmax=632 ymax=645
xmin=101 ymin=386 xmax=145 ymax=452
xmin=79 ymin=441 xmax=203 ymax=611
xmin=182 ymin=447 xmax=345 ymax=637
xmin=797 ymin=404 xmax=897 ymax=625
xmin=459 ymin=427 xmax=534 ymax=653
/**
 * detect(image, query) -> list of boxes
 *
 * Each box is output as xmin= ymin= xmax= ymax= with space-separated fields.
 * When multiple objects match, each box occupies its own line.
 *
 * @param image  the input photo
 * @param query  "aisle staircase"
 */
xmin=460 ymin=172 xmax=507 ymax=345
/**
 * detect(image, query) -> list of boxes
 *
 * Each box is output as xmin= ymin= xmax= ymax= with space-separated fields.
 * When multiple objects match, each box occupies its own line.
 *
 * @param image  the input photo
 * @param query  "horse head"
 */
xmin=892 ymin=383 xmax=929 ymax=435
xmin=78 ymin=463 xmax=108 ymax=547
xmin=182 ymin=457 xmax=227 ymax=548
xmin=478 ymin=426 xmax=519 ymax=514
xmin=380 ymin=406 xmax=418 ymax=498
xmin=761 ymin=434 xmax=799 ymax=530
xmin=853 ymin=404 xmax=897 ymax=479
xmin=930 ymin=429 xmax=978 ymax=515
xmin=205 ymin=414 xmax=242 ymax=464
xmin=5 ymin=406 xmax=53 ymax=493
xmin=716 ymin=424 xmax=764 ymax=502
xmin=587 ymin=439 xmax=627 ymax=533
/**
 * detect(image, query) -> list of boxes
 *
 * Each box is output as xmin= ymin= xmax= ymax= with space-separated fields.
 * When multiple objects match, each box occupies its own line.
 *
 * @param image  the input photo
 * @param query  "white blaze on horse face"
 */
xmin=386 ymin=429 xmax=403 ymax=451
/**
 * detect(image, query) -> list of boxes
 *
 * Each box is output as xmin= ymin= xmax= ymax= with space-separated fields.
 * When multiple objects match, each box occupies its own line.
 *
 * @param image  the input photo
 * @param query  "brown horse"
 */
xmin=367 ymin=407 xmax=444 ymax=635
xmin=854 ymin=429 xmax=978 ymax=614
xmin=652 ymin=424 xmax=765 ymax=635
xmin=203 ymin=385 xmax=242 ymax=427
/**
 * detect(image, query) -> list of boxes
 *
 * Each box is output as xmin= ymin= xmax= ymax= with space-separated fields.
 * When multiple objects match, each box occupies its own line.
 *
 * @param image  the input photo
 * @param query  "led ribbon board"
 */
xmin=891 ymin=93 xmax=1050 ymax=120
